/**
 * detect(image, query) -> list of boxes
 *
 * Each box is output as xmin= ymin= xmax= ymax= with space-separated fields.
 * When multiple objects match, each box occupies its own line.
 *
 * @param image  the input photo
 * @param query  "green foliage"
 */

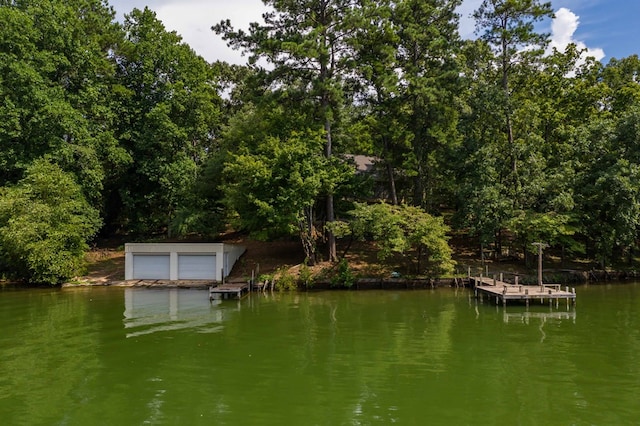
xmin=507 ymin=210 xmax=584 ymax=256
xmin=258 ymin=273 xmax=274 ymax=286
xmin=218 ymin=107 xmax=353 ymax=262
xmin=5 ymin=0 xmax=640 ymax=277
xmin=111 ymin=7 xmax=222 ymax=234
xmin=222 ymin=129 xmax=327 ymax=237
xmin=0 ymin=160 xmax=101 ymax=285
xmin=468 ymin=0 xmax=555 ymax=212
xmin=274 ymin=268 xmax=298 ymax=291
xmin=575 ymin=108 xmax=640 ymax=266
xmin=346 ymin=202 xmax=455 ymax=276
xmin=299 ymin=260 xmax=314 ymax=289
xmin=330 ymin=258 xmax=356 ymax=288
xmin=352 ymin=0 xmax=464 ymax=208
xmin=0 ymin=0 xmax=127 ymax=205
xmin=215 ymin=0 xmax=367 ymax=261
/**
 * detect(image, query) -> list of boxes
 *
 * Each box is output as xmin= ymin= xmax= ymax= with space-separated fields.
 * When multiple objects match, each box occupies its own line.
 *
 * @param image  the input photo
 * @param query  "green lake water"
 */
xmin=0 ymin=283 xmax=639 ymax=425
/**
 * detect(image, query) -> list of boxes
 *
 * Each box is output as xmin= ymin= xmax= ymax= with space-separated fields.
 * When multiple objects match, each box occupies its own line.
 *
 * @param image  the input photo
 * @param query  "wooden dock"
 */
xmin=471 ymin=276 xmax=576 ymax=307
xmin=209 ymin=283 xmax=249 ymax=301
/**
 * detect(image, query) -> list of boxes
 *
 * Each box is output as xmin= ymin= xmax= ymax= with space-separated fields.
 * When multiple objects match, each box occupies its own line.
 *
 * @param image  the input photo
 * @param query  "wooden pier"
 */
xmin=471 ymin=276 xmax=576 ymax=307
xmin=209 ymin=283 xmax=249 ymax=301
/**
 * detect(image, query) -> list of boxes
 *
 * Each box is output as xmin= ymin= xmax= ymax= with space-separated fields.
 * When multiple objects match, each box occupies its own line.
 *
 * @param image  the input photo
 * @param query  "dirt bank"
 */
xmin=66 ymin=237 xmax=640 ymax=288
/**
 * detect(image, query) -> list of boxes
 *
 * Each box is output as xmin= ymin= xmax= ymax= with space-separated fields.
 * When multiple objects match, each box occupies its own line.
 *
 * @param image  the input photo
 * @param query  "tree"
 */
xmin=214 ymin=0 xmax=359 ymax=261
xmin=351 ymin=0 xmax=464 ymax=209
xmin=575 ymin=105 xmax=640 ymax=267
xmin=456 ymin=1 xmax=555 ymax=257
xmin=393 ymin=0 xmax=464 ymax=210
xmin=339 ymin=202 xmax=455 ymax=276
xmin=0 ymin=160 xmax=101 ymax=284
xmin=0 ymin=0 xmax=127 ymax=205
xmin=455 ymin=39 xmax=513 ymax=255
xmin=507 ymin=210 xmax=582 ymax=265
xmin=600 ymin=55 xmax=640 ymax=114
xmin=473 ymin=0 xmax=553 ymax=203
xmin=111 ymin=7 xmax=222 ymax=234
xmin=220 ymin=125 xmax=351 ymax=262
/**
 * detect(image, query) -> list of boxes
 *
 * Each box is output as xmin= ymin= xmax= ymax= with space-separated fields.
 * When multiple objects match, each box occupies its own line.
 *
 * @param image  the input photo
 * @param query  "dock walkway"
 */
xmin=209 ymin=282 xmax=250 ymax=301
xmin=471 ymin=276 xmax=576 ymax=307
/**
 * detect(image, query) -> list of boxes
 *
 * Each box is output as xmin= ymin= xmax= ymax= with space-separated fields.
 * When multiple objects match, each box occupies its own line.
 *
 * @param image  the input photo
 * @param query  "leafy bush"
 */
xmin=331 ymin=258 xmax=356 ymax=288
xmin=299 ymin=260 xmax=314 ymax=288
xmin=346 ymin=202 xmax=456 ymax=276
xmin=0 ymin=160 xmax=101 ymax=285
xmin=274 ymin=267 xmax=298 ymax=291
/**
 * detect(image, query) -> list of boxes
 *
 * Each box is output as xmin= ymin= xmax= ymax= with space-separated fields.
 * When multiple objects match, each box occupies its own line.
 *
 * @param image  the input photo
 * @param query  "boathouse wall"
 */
xmin=125 ymin=243 xmax=246 ymax=282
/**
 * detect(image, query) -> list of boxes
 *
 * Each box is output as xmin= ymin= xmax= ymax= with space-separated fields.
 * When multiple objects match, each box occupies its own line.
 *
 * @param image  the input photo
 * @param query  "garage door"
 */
xmin=178 ymin=254 xmax=216 ymax=280
xmin=132 ymin=254 xmax=170 ymax=279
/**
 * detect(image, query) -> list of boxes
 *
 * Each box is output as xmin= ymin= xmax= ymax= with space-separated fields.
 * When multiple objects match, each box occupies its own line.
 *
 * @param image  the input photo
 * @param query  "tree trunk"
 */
xmin=324 ymin=102 xmax=337 ymax=263
xmin=387 ymin=161 xmax=398 ymax=205
xmin=300 ymin=207 xmax=317 ymax=265
xmin=383 ymin=137 xmax=398 ymax=205
xmin=501 ymin=28 xmax=519 ymax=198
xmin=320 ymin=24 xmax=337 ymax=262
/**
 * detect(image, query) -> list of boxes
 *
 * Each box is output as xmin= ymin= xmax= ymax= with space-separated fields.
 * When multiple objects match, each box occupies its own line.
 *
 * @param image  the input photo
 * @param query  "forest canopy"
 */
xmin=2 ymin=0 xmax=640 ymax=284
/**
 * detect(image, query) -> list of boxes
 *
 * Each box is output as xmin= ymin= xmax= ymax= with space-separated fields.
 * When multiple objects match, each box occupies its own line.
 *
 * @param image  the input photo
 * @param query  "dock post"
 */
xmin=493 ymin=275 xmax=497 ymax=286
xmin=515 ymin=275 xmax=519 ymax=286
xmin=532 ymin=242 xmax=548 ymax=290
xmin=500 ymin=272 xmax=503 ymax=282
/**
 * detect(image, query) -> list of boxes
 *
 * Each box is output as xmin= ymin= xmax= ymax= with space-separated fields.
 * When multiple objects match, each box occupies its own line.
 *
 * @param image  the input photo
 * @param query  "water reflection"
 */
xmin=123 ymin=288 xmax=238 ymax=337
xmin=502 ymin=308 xmax=577 ymax=343
xmin=503 ymin=309 xmax=577 ymax=324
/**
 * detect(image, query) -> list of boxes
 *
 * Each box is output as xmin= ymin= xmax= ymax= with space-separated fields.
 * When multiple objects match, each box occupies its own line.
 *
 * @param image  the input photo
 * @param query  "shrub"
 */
xmin=346 ymin=202 xmax=456 ymax=276
xmin=0 ymin=160 xmax=101 ymax=285
xmin=331 ymin=258 xmax=356 ymax=288
xmin=274 ymin=267 xmax=298 ymax=291
xmin=299 ymin=260 xmax=314 ymax=289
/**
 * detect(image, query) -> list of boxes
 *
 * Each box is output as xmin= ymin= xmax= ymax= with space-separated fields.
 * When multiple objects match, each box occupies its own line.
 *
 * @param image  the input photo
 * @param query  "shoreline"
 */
xmin=59 ymin=268 xmax=640 ymax=290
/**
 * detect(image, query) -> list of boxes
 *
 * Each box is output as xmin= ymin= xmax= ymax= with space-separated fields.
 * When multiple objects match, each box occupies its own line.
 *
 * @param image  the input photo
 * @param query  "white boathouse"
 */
xmin=125 ymin=243 xmax=245 ymax=281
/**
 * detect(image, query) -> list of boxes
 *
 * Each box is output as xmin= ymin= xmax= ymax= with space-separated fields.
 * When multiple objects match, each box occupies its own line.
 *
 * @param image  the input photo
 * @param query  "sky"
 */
xmin=108 ymin=0 xmax=640 ymax=65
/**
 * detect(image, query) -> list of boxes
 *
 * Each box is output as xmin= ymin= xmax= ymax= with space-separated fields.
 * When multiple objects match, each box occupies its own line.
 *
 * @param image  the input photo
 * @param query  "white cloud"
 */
xmin=116 ymin=1 xmax=607 ymax=67
xmin=155 ymin=0 xmax=268 ymax=64
xmin=549 ymin=7 xmax=605 ymax=62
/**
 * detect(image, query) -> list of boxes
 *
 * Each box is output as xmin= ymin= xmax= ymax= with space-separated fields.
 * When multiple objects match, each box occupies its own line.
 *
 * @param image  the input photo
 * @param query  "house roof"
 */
xmin=345 ymin=154 xmax=377 ymax=174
